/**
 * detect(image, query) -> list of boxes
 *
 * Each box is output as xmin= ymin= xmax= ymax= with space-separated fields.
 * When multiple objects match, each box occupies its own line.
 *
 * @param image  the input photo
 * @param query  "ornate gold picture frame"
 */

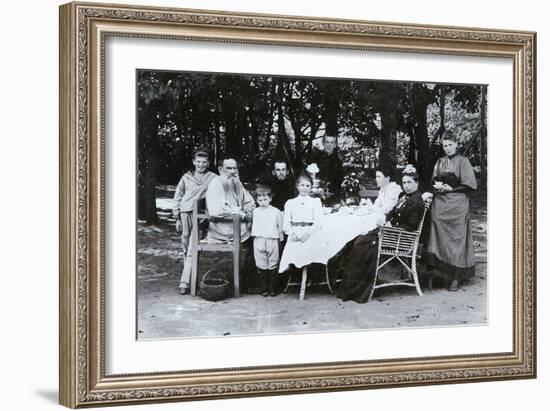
xmin=59 ymin=1 xmax=536 ymax=408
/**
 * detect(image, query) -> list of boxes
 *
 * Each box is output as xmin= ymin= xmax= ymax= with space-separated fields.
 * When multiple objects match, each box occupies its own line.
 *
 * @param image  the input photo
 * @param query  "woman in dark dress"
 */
xmin=327 ymin=168 xmax=426 ymax=304
xmin=424 ymin=130 xmax=477 ymax=291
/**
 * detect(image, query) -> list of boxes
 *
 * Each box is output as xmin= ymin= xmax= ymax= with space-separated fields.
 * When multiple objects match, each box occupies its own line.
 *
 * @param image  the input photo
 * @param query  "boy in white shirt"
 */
xmin=251 ymin=186 xmax=284 ymax=296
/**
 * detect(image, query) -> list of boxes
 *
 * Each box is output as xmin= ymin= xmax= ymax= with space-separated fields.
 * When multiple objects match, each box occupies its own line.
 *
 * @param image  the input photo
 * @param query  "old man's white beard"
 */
xmin=222 ymin=176 xmax=243 ymax=205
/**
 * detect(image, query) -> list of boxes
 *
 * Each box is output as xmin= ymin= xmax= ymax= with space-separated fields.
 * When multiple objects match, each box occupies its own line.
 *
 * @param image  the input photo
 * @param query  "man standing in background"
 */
xmin=258 ymin=159 xmax=295 ymax=211
xmin=307 ymin=134 xmax=344 ymax=201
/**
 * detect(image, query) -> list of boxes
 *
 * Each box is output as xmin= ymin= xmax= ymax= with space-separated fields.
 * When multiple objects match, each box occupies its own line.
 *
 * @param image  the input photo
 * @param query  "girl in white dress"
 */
xmin=278 ymin=174 xmax=323 ymax=273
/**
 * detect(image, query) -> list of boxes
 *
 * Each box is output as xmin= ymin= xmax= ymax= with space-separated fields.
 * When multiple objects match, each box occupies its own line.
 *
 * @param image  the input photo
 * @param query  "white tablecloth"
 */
xmin=278 ymin=213 xmax=379 ymax=272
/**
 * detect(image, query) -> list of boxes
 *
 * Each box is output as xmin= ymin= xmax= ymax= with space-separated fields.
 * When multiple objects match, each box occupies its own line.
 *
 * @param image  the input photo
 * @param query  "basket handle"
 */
xmin=200 ymin=261 xmax=228 ymax=285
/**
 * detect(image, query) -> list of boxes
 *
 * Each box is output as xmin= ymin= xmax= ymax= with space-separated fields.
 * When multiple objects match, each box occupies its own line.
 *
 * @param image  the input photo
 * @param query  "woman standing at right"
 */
xmin=425 ymin=130 xmax=478 ymax=291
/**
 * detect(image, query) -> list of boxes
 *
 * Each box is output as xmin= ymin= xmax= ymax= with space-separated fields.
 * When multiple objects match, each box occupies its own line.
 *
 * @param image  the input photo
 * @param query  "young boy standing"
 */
xmin=173 ymin=147 xmax=216 ymax=294
xmin=251 ymin=186 xmax=284 ymax=296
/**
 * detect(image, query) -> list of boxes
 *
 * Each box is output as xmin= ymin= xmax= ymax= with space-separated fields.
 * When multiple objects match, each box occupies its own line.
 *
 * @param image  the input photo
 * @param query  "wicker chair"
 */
xmin=367 ymin=194 xmax=432 ymax=302
xmin=190 ymin=198 xmax=242 ymax=297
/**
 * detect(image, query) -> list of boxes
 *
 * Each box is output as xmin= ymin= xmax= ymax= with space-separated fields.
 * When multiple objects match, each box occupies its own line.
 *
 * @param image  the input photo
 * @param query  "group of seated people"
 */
xmin=173 ymin=129 xmax=477 ymax=302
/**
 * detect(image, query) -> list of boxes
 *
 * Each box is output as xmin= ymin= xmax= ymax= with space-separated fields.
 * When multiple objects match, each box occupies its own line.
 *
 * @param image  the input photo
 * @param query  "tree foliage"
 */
xmin=137 ymin=70 xmax=487 ymax=223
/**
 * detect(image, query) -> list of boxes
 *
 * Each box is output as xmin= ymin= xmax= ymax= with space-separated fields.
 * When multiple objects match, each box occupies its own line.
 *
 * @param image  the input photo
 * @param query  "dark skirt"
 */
xmin=327 ymin=229 xmax=380 ymax=304
xmin=424 ymin=192 xmax=475 ymax=280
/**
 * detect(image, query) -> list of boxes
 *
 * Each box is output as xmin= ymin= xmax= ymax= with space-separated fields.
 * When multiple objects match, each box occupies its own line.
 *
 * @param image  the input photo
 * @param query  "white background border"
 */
xmin=1 ymin=0 xmax=546 ymax=410
xmin=105 ymin=36 xmax=513 ymax=374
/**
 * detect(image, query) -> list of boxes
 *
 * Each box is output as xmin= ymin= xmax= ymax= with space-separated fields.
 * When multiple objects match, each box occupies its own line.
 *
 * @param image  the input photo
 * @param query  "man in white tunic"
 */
xmin=204 ymin=158 xmax=256 ymax=293
xmin=205 ymin=158 xmax=255 ymax=243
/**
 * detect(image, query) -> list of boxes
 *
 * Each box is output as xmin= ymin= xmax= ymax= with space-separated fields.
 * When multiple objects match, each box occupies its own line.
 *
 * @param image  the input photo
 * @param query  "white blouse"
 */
xmin=372 ymin=182 xmax=402 ymax=216
xmin=282 ymin=195 xmax=323 ymax=235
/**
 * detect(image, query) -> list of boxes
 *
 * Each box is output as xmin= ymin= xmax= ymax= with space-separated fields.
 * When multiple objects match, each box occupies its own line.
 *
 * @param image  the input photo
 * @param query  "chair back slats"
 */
xmin=378 ymin=198 xmax=430 ymax=256
xmin=380 ymin=231 xmax=417 ymax=254
xmin=368 ymin=193 xmax=431 ymax=301
xmin=369 ymin=194 xmax=431 ymax=301
xmin=193 ymin=198 xmax=243 ymax=241
xmin=196 ymin=197 xmax=207 ymax=211
xmin=191 ymin=198 xmax=242 ymax=298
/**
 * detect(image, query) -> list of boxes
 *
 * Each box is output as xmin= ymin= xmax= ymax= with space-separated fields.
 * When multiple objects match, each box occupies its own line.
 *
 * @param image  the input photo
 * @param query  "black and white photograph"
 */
xmin=136 ymin=70 xmax=488 ymax=339
xmin=3 ymin=0 xmax=545 ymax=408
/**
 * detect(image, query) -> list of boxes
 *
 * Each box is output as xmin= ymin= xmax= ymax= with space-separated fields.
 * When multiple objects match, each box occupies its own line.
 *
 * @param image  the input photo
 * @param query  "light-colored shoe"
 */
xmin=177 ymin=286 xmax=188 ymax=295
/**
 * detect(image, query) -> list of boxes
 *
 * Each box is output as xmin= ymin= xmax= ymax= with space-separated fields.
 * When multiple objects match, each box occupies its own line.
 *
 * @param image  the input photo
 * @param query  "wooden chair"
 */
xmin=284 ymin=265 xmax=334 ymax=301
xmin=367 ymin=195 xmax=432 ymax=302
xmin=190 ymin=198 xmax=242 ymax=297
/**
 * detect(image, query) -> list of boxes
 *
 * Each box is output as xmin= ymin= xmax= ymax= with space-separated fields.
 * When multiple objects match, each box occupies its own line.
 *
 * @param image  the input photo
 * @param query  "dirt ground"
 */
xmin=137 ymin=190 xmax=487 ymax=339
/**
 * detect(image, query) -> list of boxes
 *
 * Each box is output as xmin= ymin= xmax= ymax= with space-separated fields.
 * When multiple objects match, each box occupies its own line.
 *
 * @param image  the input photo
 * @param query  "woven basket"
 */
xmin=198 ymin=268 xmax=230 ymax=302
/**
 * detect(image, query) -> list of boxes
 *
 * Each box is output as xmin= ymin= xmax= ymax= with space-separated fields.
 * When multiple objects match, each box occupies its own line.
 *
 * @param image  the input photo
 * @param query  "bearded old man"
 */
xmin=205 ymin=157 xmax=255 ymax=243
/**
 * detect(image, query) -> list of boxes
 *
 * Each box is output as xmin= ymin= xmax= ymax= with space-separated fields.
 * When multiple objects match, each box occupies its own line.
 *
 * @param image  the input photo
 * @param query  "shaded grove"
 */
xmin=137 ymin=70 xmax=487 ymax=223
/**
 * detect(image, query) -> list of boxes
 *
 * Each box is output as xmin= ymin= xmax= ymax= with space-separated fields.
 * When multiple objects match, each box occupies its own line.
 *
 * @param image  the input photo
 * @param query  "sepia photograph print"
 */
xmin=136 ymin=70 xmax=488 ymax=339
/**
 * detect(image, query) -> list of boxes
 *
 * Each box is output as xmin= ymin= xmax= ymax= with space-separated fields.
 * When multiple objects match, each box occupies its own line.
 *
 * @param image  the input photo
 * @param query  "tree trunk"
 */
xmin=308 ymin=120 xmax=321 ymax=156
xmin=262 ymin=87 xmax=277 ymax=155
xmin=437 ymin=86 xmax=446 ymax=141
xmin=140 ymin=153 xmax=159 ymax=224
xmin=137 ymin=105 xmax=159 ymax=224
xmin=407 ymin=124 xmax=417 ymax=164
xmin=413 ymin=104 xmax=432 ymax=190
xmin=214 ymin=119 xmax=221 ymax=167
xmin=379 ymin=105 xmax=398 ymax=173
xmin=408 ymin=84 xmax=433 ymax=190
xmin=224 ymin=106 xmax=238 ymax=157
xmin=249 ymin=114 xmax=260 ymax=154
xmin=287 ymin=108 xmax=304 ymax=169
xmin=294 ymin=127 xmax=303 ymax=169
xmin=305 ymin=120 xmax=318 ymax=158
xmin=324 ymin=83 xmax=339 ymax=137
xmin=276 ymin=99 xmax=295 ymax=174
xmin=240 ymin=108 xmax=251 ymax=156
xmin=262 ymin=116 xmax=273 ymax=154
